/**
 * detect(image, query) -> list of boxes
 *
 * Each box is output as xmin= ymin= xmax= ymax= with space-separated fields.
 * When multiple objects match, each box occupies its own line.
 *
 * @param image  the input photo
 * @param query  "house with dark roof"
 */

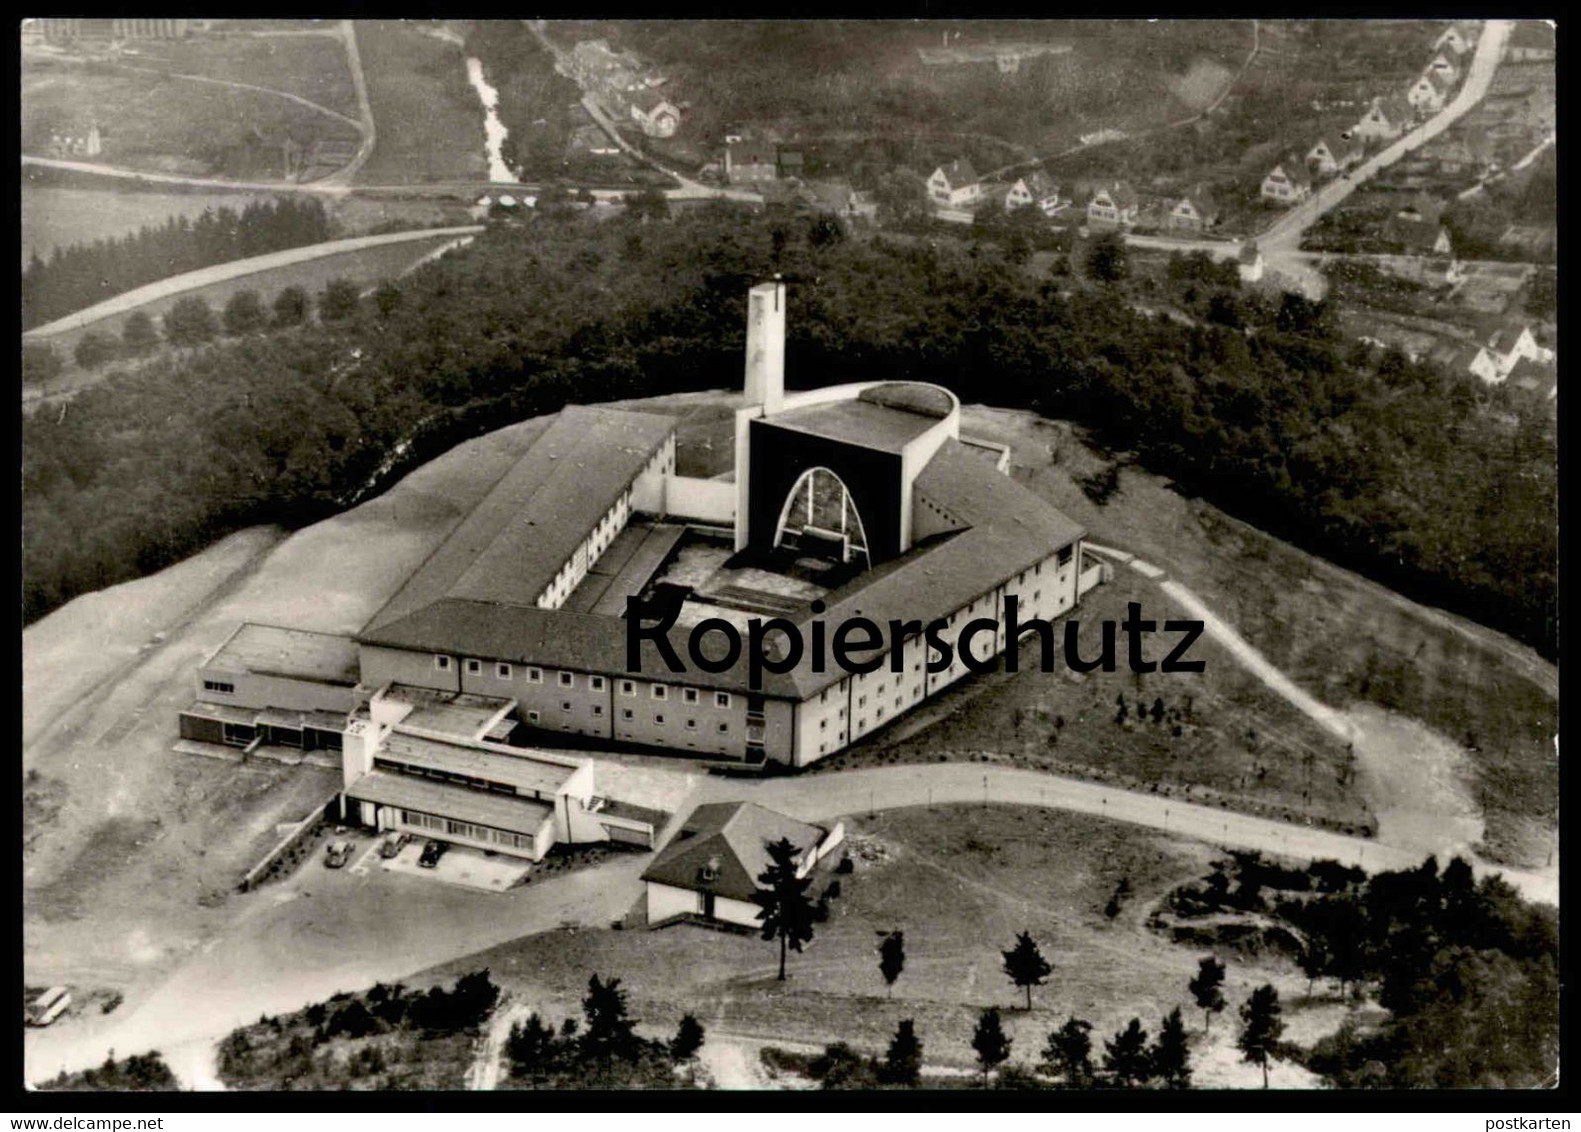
xmin=1434 ymin=22 xmax=1476 ymax=57
xmin=725 ymin=141 xmax=777 ymax=184
xmin=1407 ymin=70 xmax=1452 ymax=116
xmin=1085 ymin=181 xmax=1139 ymax=227
xmin=1004 ymin=170 xmax=1061 ymax=215
xmin=928 ymin=159 xmax=983 ymax=207
xmin=1352 ymin=95 xmax=1413 ymax=141
xmin=642 ymin=801 xmax=845 ymax=927
xmin=1166 ymin=187 xmax=1219 ymax=232
xmin=1306 ymin=136 xmax=1364 ymax=177
xmin=1507 ymin=20 xmax=1554 ymax=62
xmin=1260 ymin=161 xmax=1311 ymax=204
xmin=629 ymin=88 xmax=680 ymax=138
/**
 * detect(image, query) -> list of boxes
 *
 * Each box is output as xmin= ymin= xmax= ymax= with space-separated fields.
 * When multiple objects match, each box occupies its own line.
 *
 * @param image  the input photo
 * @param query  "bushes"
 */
xmin=163 ymin=296 xmax=217 ymax=346
xmin=74 ymin=331 xmax=118 ymax=370
xmin=22 ymin=341 xmax=63 ymax=385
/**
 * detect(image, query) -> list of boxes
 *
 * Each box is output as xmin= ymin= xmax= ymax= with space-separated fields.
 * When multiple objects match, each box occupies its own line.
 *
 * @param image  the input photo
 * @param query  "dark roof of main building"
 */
xmin=363 ymin=405 xmax=675 ymax=636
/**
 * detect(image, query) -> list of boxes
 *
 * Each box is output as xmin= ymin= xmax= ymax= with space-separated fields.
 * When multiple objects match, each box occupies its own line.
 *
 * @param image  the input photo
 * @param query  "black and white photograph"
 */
xmin=19 ymin=17 xmax=1558 ymax=1101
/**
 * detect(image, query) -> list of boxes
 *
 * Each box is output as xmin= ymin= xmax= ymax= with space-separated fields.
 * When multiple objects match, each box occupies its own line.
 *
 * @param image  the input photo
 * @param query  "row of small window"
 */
xmin=203 ymin=679 xmax=235 ymax=694
xmin=434 ymin=654 xmax=732 ymax=707
xmin=399 ymin=810 xmax=535 ymax=851
xmin=526 ymin=705 xmax=730 ymax=733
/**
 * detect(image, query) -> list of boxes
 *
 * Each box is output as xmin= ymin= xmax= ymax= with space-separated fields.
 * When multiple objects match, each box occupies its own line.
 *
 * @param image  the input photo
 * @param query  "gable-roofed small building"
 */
xmin=1352 ymin=95 xmax=1414 ymax=141
xmin=642 ymin=801 xmax=844 ymax=927
xmin=928 ymin=159 xmax=983 ymax=207
xmin=1260 ymin=161 xmax=1312 ymax=204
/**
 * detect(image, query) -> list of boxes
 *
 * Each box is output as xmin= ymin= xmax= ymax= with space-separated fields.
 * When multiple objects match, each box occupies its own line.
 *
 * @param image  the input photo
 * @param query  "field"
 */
xmin=20 ymin=175 xmax=478 ymax=268
xmin=122 ymin=32 xmax=361 ymax=123
xmin=24 ymin=234 xmax=469 ymax=398
xmin=422 ymin=803 xmax=1332 ymax=1086
xmin=545 ymin=19 xmax=1250 ymax=175
xmin=21 ymin=56 xmax=361 ymax=180
xmin=352 ymin=20 xmax=488 ymax=184
xmin=20 ymin=184 xmax=278 ymax=267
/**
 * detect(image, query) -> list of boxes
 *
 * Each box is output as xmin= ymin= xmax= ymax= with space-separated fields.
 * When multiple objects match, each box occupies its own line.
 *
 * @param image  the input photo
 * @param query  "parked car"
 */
xmin=419 ymin=839 xmax=448 ymax=869
xmin=380 ymin=832 xmax=412 ymax=859
xmin=324 ymin=839 xmax=355 ymax=869
xmin=27 ymin=986 xmax=71 ymax=1027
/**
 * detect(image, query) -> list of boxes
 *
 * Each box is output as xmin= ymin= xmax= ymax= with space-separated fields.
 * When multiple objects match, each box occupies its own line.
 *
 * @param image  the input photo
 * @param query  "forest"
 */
xmin=21 ymin=197 xmax=332 ymax=330
xmin=21 ymin=205 xmax=1557 ymax=660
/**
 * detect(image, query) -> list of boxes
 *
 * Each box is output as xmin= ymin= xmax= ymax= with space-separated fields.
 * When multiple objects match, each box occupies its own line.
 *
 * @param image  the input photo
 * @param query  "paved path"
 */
xmin=467 ymin=996 xmax=530 ymax=1090
xmin=1115 ymin=20 xmax=1513 ymax=292
xmin=22 ymin=225 xmax=484 ymax=341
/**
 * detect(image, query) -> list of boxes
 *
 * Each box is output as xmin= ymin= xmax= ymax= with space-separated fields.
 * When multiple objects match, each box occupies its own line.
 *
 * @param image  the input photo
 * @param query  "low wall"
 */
xmin=237 ymin=793 xmax=340 ymax=892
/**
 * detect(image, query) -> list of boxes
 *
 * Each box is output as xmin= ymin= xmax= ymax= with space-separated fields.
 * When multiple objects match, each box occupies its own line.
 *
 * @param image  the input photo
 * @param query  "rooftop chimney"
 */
xmin=744 ymin=279 xmax=785 ymax=415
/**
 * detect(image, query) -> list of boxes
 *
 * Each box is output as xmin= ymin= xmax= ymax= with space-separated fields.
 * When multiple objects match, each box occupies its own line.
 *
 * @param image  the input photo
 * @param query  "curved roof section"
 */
xmin=856 ymin=381 xmax=957 ymax=419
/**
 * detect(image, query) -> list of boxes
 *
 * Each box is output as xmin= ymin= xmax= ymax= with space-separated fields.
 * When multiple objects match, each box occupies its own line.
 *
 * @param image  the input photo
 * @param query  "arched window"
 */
xmin=772 ymin=466 xmax=871 ymax=568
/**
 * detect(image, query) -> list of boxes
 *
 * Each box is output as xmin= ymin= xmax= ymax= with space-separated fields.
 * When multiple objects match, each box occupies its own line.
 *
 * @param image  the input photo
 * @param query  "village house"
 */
xmin=1259 ymin=161 xmax=1312 ymax=204
xmin=641 ymin=801 xmax=845 ymax=928
xmin=1407 ymin=70 xmax=1452 ymax=116
xmin=1351 ymin=95 xmax=1414 ymax=142
xmin=1306 ymin=136 xmax=1364 ymax=177
xmin=628 ymin=88 xmax=681 ymax=139
xmin=1085 ymin=181 xmax=1139 ymax=227
xmin=1166 ymin=187 xmax=1220 ymax=232
xmin=725 ymin=141 xmax=777 ymax=185
xmin=927 ymin=159 xmax=984 ymax=208
xmin=1425 ymin=52 xmax=1460 ymax=86
xmin=1433 ymin=22 xmax=1475 ymax=57
xmin=1004 ymin=170 xmax=1061 ymax=216
xmin=1487 ymin=324 xmax=1555 ymax=373
xmin=1506 ymin=21 xmax=1555 ymax=63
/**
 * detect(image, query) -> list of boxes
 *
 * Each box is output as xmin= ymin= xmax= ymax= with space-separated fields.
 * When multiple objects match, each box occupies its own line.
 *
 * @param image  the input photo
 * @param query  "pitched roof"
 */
xmin=362 ymin=405 xmax=675 ymax=637
xmin=1096 ymin=180 xmax=1138 ymax=208
xmin=936 ymin=158 xmax=979 ymax=187
xmin=1176 ymin=185 xmax=1219 ymax=216
xmin=1367 ymin=95 xmax=1414 ymax=124
xmin=729 ymin=141 xmax=775 ymax=165
xmin=641 ymin=801 xmax=826 ymax=902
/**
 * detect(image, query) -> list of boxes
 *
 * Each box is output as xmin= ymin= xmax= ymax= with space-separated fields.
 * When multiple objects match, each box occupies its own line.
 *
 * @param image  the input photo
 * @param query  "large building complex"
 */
xmin=355 ymin=280 xmax=1102 ymax=766
xmin=178 ymin=281 xmax=1103 ymax=853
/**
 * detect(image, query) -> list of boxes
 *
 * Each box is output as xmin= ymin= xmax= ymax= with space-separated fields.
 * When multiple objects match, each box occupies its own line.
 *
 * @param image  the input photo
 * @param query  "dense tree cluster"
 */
xmin=1286 ymin=857 xmax=1559 ymax=1088
xmin=503 ymin=974 xmax=701 ymax=1088
xmin=216 ymin=972 xmax=500 ymax=1090
xmin=21 ymin=207 xmax=1556 ymax=662
xmin=23 ymin=198 xmax=333 ymax=329
xmin=38 ymin=1051 xmax=180 ymax=1092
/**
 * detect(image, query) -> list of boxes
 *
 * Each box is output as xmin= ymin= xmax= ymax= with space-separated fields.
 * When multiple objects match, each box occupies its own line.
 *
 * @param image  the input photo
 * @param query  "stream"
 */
xmin=465 ymin=56 xmax=515 ymax=184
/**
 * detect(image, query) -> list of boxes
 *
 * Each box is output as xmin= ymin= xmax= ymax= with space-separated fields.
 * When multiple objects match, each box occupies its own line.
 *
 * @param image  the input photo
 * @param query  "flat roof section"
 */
xmin=206 ymin=624 xmax=360 ymax=686
xmin=762 ymin=399 xmax=942 ymax=454
xmin=378 ymin=729 xmax=579 ymax=796
xmin=345 ymin=771 xmax=553 ymax=838
xmin=380 ymin=684 xmax=515 ymax=740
